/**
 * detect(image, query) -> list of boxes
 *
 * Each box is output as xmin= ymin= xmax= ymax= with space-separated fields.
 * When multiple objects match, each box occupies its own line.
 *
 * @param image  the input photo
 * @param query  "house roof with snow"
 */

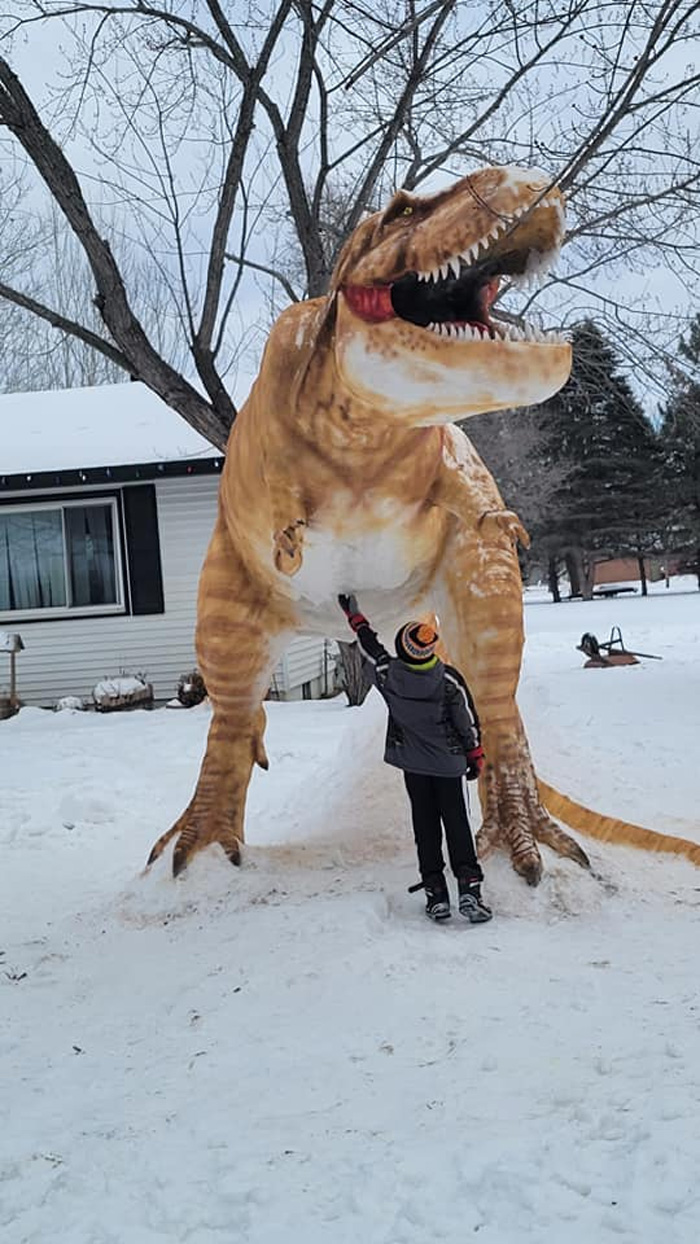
xmin=0 ymin=381 xmax=224 ymax=492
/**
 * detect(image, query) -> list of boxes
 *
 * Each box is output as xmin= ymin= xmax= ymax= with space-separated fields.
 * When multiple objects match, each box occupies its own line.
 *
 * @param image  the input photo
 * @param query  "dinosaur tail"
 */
xmin=538 ymin=779 xmax=700 ymax=868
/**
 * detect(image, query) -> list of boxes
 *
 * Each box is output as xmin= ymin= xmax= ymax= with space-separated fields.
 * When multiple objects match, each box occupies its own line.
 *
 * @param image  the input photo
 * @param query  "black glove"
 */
xmin=338 ymin=593 xmax=359 ymax=616
xmin=338 ymin=593 xmax=367 ymax=634
xmin=465 ymin=745 xmax=485 ymax=781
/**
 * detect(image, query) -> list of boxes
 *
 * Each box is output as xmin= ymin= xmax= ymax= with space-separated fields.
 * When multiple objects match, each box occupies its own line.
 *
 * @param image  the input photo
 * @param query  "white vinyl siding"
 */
xmin=277 ymin=636 xmax=336 ymax=698
xmin=1 ymin=476 xmax=333 ymax=705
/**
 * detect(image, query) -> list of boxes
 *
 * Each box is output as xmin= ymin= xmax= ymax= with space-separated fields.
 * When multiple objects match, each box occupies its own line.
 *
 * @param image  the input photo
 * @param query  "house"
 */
xmin=0 ymin=382 xmax=335 ymax=706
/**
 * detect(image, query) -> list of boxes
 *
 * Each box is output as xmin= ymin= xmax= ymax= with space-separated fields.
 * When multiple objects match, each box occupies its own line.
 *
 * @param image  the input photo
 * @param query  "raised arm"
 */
xmin=338 ymin=594 xmax=391 ymax=687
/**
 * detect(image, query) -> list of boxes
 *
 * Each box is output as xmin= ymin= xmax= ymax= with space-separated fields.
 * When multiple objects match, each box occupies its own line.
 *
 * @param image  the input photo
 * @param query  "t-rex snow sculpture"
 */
xmin=148 ymin=165 xmax=591 ymax=884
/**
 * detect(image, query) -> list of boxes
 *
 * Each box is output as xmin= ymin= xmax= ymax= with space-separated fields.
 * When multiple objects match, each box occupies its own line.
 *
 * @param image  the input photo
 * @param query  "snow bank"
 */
xmin=2 ymin=589 xmax=699 ymax=1243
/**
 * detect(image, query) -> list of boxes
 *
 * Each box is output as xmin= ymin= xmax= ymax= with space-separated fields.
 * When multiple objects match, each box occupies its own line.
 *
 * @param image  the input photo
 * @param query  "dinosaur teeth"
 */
xmin=412 ymin=198 xmax=564 ymax=284
xmin=414 ymin=226 xmax=560 ymax=286
xmin=423 ymin=319 xmax=565 ymax=344
xmin=492 ymin=321 xmax=568 ymax=344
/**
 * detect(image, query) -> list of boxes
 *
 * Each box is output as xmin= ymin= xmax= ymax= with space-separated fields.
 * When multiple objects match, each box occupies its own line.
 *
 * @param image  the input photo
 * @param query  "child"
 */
xmin=338 ymin=593 xmax=492 ymax=923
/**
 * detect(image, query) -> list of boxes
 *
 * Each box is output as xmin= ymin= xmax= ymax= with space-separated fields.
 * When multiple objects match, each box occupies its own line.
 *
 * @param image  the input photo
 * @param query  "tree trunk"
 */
xmin=637 ymin=554 xmax=648 ymax=596
xmin=547 ymin=555 xmax=561 ymax=603
xmin=566 ymin=547 xmax=594 ymax=599
xmin=581 ymin=554 xmax=595 ymax=600
xmin=564 ymin=550 xmax=581 ymax=597
xmin=337 ymin=640 xmax=372 ymax=707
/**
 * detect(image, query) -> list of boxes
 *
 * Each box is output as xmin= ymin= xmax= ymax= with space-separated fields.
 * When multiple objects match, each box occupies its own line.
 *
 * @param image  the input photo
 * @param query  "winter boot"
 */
xmin=423 ymin=872 xmax=451 ymax=922
xmin=457 ymin=873 xmax=493 ymax=923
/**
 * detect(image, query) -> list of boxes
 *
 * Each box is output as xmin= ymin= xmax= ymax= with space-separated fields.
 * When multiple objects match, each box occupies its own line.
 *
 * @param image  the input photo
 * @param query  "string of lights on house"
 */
xmin=0 ymin=456 xmax=224 ymax=493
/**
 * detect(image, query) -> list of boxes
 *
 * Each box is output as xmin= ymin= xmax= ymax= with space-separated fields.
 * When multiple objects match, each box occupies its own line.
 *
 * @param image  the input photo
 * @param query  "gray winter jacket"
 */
xmin=355 ymin=621 xmax=481 ymax=778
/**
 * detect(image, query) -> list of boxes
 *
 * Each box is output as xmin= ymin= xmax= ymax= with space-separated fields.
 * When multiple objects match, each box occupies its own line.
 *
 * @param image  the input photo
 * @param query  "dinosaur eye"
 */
xmin=381 ymin=194 xmax=416 ymax=226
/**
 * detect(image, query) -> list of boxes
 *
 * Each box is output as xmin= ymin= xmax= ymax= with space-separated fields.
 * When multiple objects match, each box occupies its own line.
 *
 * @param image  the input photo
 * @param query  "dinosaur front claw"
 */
xmin=479 ymin=508 xmax=531 ymax=549
xmin=273 ymin=520 xmax=306 ymax=575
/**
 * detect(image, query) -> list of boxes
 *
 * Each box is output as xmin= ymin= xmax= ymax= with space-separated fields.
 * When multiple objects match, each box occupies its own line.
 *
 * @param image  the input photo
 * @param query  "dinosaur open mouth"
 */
xmin=342 ymin=225 xmax=566 ymax=344
xmin=391 ymin=264 xmax=502 ymax=336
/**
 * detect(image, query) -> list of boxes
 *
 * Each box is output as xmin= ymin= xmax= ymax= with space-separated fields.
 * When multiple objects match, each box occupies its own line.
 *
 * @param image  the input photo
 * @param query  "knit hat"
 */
xmin=395 ymin=621 xmax=439 ymax=665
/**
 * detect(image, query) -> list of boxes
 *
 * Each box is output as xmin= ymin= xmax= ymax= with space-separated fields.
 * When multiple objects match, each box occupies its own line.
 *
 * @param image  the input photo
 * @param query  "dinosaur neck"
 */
xmin=293 ymin=323 xmax=443 ymax=483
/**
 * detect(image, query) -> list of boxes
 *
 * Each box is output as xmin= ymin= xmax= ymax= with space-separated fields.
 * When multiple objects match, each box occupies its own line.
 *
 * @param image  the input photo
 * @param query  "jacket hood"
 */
xmin=390 ymin=658 xmax=444 ymax=700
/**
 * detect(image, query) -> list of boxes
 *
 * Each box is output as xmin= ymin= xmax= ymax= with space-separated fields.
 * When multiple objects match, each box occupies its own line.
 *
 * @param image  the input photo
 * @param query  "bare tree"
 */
xmin=0 ymin=1 xmax=698 ymax=444
xmin=0 ymin=202 xmax=199 ymax=390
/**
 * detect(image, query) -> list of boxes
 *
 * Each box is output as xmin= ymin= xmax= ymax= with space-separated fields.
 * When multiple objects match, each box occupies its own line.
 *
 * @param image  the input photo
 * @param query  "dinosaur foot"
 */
xmin=534 ymin=808 xmax=590 ymax=870
xmin=477 ymin=785 xmax=589 ymax=885
xmin=147 ymin=809 xmax=242 ymax=877
xmin=478 ymin=508 xmax=531 ymax=549
xmin=273 ymin=520 xmax=306 ymax=575
xmin=477 ymin=815 xmax=542 ymax=885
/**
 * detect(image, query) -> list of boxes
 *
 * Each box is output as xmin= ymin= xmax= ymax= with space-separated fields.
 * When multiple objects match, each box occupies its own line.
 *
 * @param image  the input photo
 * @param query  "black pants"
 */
xmin=403 ymin=771 xmax=481 ymax=881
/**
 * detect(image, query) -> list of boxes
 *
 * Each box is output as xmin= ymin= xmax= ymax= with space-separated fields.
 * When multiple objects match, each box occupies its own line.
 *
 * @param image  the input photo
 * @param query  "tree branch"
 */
xmin=0 ymin=56 xmax=232 ymax=447
xmin=0 ymin=280 xmax=132 ymax=372
xmin=224 ymin=253 xmax=301 ymax=305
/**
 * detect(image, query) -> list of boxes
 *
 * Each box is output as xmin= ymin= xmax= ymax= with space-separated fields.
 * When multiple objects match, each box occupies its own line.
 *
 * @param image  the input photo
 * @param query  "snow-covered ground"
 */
xmin=2 ymin=584 xmax=699 ymax=1244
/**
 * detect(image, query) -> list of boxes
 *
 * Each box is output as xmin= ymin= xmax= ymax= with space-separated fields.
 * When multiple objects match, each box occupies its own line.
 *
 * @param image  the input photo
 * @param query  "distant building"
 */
xmin=0 ymin=382 xmax=334 ymax=706
xmin=594 ymin=557 xmax=683 ymax=586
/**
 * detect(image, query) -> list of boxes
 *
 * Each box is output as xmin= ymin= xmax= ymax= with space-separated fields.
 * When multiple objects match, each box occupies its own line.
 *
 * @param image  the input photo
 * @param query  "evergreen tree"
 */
xmin=658 ymin=317 xmax=700 ymax=586
xmin=532 ymin=321 xmax=661 ymax=597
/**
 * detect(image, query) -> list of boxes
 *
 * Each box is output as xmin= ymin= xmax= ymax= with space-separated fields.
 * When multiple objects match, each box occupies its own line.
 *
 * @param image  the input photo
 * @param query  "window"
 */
xmin=0 ymin=499 xmax=123 ymax=619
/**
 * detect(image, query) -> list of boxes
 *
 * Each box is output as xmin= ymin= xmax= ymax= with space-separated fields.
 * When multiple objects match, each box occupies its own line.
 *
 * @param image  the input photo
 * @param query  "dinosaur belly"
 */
xmin=290 ymin=500 xmax=443 ymax=635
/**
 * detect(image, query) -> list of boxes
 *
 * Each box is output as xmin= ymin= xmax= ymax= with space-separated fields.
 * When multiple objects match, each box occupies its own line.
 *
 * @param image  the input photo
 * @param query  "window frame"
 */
xmin=0 ymin=494 xmax=126 ymax=623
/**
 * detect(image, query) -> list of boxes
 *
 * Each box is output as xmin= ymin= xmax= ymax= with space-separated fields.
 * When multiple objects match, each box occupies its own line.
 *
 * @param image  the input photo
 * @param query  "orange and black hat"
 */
xmin=395 ymin=621 xmax=439 ymax=665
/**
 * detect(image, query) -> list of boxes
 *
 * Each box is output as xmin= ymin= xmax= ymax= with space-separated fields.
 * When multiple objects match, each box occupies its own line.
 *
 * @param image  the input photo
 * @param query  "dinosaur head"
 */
xmin=330 ymin=166 xmax=571 ymax=423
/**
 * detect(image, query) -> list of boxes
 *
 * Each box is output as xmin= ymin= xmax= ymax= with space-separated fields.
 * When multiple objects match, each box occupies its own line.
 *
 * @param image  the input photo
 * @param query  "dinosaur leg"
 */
xmin=148 ymin=518 xmax=289 ymax=876
xmin=439 ymin=527 xmax=589 ymax=885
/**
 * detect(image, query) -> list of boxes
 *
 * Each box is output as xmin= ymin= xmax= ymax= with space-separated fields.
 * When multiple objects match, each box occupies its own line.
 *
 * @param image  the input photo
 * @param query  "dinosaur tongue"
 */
xmin=453 ymin=276 xmax=500 ymax=332
xmin=342 ymin=284 xmax=395 ymax=323
xmin=482 ymin=276 xmax=500 ymax=313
